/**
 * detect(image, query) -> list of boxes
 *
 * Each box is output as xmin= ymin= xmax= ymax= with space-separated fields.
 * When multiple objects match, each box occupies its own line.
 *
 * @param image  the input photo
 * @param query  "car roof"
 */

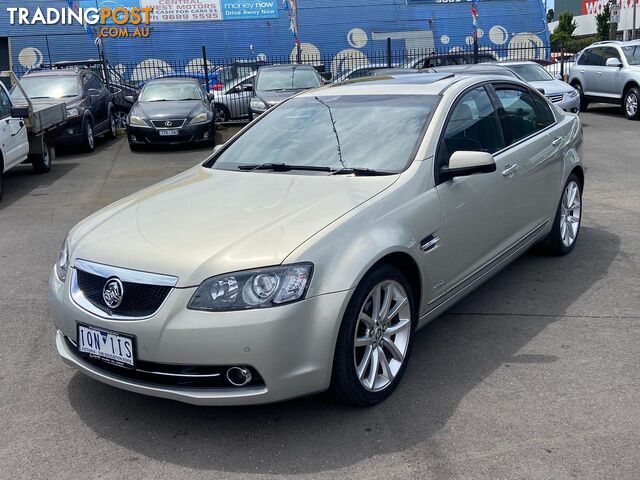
xmin=144 ymin=76 xmax=202 ymax=85
xmin=22 ymin=69 xmax=81 ymax=77
xmin=496 ymin=60 xmax=540 ymax=66
xmin=258 ymin=64 xmax=316 ymax=72
xmin=430 ymin=64 xmax=519 ymax=77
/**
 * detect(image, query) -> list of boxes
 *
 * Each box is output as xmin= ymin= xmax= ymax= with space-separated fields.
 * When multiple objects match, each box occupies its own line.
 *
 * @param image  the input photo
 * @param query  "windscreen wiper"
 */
xmin=237 ymin=163 xmax=334 ymax=173
xmin=331 ymin=167 xmax=394 ymax=176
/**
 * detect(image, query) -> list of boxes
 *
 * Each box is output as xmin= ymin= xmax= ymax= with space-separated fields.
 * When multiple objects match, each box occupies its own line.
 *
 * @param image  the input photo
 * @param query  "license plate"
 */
xmin=159 ymin=129 xmax=179 ymax=136
xmin=77 ymin=324 xmax=135 ymax=368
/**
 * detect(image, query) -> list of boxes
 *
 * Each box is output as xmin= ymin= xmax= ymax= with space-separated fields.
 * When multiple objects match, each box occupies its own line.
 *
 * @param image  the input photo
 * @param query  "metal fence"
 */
xmin=11 ymin=40 xmax=588 ymax=126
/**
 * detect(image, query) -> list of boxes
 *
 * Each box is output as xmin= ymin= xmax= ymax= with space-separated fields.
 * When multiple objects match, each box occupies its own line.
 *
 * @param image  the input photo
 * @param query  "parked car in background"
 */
xmin=210 ymin=73 xmax=255 ymax=122
xmin=333 ymin=64 xmax=397 ymax=83
xmin=41 ymin=60 xmax=141 ymax=129
xmin=498 ymin=61 xmax=580 ymax=112
xmin=569 ymin=40 xmax=640 ymax=119
xmin=50 ymin=72 xmax=584 ymax=407
xmin=154 ymin=71 xmax=224 ymax=93
xmin=249 ymin=64 xmax=322 ymax=118
xmin=545 ymin=53 xmax=577 ymax=77
xmin=126 ymin=77 xmax=215 ymax=150
xmin=427 ymin=64 xmax=520 ymax=79
xmin=402 ymin=52 xmax=497 ymax=69
xmin=11 ymin=68 xmax=116 ymax=152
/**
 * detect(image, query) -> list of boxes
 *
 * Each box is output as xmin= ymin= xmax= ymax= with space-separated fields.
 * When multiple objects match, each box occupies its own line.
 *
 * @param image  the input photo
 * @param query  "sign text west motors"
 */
xmin=582 ymin=0 xmax=639 ymax=15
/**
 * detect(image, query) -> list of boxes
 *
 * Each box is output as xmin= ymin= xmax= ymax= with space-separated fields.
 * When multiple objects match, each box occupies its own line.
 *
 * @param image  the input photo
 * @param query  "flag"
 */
xmin=471 ymin=0 xmax=479 ymax=39
xmin=283 ymin=0 xmax=300 ymax=46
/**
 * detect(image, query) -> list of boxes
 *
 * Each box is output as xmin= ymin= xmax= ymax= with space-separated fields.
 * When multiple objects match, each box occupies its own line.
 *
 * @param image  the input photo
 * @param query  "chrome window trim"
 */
xmin=74 ymin=258 xmax=178 ymax=287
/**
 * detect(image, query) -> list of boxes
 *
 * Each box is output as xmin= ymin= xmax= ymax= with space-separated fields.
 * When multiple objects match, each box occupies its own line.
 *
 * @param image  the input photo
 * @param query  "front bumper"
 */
xmin=555 ymin=94 xmax=580 ymax=113
xmin=49 ymin=268 xmax=351 ymax=405
xmin=52 ymin=116 xmax=84 ymax=145
xmin=127 ymin=122 xmax=215 ymax=146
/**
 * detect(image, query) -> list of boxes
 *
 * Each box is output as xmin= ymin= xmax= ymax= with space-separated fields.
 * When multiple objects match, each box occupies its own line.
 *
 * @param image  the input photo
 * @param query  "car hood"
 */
xmin=133 ymin=100 xmax=205 ymax=119
xmin=529 ymin=79 xmax=575 ymax=95
xmin=70 ymin=167 xmax=397 ymax=287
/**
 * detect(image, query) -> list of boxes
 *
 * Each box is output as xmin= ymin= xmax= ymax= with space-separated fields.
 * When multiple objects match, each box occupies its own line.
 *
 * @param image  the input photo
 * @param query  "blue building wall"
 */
xmin=2 ymin=0 xmax=548 ymax=80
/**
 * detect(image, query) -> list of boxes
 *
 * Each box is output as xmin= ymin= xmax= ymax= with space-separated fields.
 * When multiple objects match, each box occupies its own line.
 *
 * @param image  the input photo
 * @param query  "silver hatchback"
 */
xmin=50 ymin=73 xmax=584 ymax=406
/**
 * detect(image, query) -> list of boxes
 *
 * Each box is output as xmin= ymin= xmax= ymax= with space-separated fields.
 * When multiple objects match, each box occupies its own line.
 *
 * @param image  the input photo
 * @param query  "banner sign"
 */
xmin=222 ymin=1 xmax=279 ymax=20
xmin=141 ymin=0 xmax=222 ymax=22
xmin=582 ymin=0 xmax=639 ymax=16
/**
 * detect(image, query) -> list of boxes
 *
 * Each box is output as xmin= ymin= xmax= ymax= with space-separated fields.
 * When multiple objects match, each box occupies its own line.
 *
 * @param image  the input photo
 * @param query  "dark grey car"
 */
xmin=249 ymin=65 xmax=322 ymax=118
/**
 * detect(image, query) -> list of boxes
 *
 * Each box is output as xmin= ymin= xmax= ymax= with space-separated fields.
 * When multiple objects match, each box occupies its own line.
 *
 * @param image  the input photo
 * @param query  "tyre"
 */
xmin=545 ymin=173 xmax=583 ymax=256
xmin=31 ymin=137 xmax=52 ymax=174
xmin=214 ymin=104 xmax=230 ymax=123
xmin=330 ymin=264 xmax=417 ymax=406
xmin=104 ymin=111 xmax=117 ymax=140
xmin=623 ymin=87 xmax=640 ymax=120
xmin=574 ymin=83 xmax=589 ymax=112
xmin=113 ymin=110 xmax=128 ymax=130
xmin=81 ymin=118 xmax=96 ymax=153
xmin=0 ymin=171 xmax=3 ymax=203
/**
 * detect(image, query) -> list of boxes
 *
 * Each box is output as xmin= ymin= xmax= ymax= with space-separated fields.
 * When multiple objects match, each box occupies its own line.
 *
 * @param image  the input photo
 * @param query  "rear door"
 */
xmin=489 ymin=83 xmax=564 ymax=242
xmin=84 ymin=72 xmax=109 ymax=128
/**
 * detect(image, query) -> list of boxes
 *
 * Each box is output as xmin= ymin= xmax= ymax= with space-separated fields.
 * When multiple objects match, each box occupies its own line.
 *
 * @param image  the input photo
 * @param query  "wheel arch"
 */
xmin=623 ymin=80 xmax=640 ymax=98
xmin=570 ymin=165 xmax=585 ymax=190
xmin=0 ymin=148 xmax=4 ymax=173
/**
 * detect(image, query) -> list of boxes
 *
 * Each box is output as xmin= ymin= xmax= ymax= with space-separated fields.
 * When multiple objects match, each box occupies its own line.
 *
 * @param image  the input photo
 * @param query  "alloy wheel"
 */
xmin=87 ymin=123 xmax=95 ymax=150
xmin=353 ymin=280 xmax=412 ymax=392
xmin=560 ymin=180 xmax=582 ymax=248
xmin=110 ymin=114 xmax=117 ymax=136
xmin=42 ymin=142 xmax=50 ymax=168
xmin=626 ymin=93 xmax=638 ymax=118
xmin=114 ymin=111 xmax=128 ymax=129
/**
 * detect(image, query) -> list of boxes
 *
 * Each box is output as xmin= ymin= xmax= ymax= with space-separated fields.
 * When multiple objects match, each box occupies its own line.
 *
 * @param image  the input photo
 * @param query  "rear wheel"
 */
xmin=214 ymin=104 xmax=230 ymax=123
xmin=31 ymin=137 xmax=52 ymax=174
xmin=330 ymin=264 xmax=416 ymax=406
xmin=624 ymin=87 xmax=640 ymax=120
xmin=545 ymin=173 xmax=583 ymax=256
xmin=574 ymin=83 xmax=589 ymax=112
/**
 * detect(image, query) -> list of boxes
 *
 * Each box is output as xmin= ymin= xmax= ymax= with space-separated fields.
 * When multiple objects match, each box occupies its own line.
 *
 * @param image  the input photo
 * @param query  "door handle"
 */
xmin=596 ymin=72 xmax=602 ymax=76
xmin=502 ymin=164 xmax=519 ymax=177
xmin=552 ymin=136 xmax=563 ymax=147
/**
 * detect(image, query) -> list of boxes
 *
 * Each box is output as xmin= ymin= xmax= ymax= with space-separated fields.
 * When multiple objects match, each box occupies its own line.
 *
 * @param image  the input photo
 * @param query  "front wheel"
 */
xmin=104 ymin=111 xmax=117 ymax=140
xmin=82 ymin=118 xmax=95 ymax=153
xmin=624 ymin=87 xmax=640 ymax=120
xmin=214 ymin=104 xmax=230 ymax=123
xmin=330 ymin=264 xmax=416 ymax=406
xmin=574 ymin=83 xmax=589 ymax=112
xmin=545 ymin=173 xmax=583 ymax=256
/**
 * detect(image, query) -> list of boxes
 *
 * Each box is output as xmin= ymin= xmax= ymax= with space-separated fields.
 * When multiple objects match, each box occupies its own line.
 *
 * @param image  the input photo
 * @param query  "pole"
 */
xmin=634 ymin=0 xmax=637 ymax=40
xmin=45 ymin=35 xmax=52 ymax=64
xmin=471 ymin=0 xmax=479 ymax=64
xmin=610 ymin=1 xmax=618 ymax=40
xmin=202 ymin=45 xmax=209 ymax=90
xmin=99 ymin=39 xmax=110 ymax=92
xmin=387 ymin=37 xmax=392 ymax=68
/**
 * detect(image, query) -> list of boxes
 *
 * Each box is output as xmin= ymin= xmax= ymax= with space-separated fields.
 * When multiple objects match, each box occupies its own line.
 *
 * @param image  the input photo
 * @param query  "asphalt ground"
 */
xmin=1 ymin=109 xmax=639 ymax=479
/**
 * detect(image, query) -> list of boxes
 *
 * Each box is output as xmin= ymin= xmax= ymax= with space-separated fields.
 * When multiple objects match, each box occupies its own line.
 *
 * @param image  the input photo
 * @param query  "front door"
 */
xmin=597 ymin=46 xmax=624 ymax=98
xmin=427 ymin=85 xmax=509 ymax=302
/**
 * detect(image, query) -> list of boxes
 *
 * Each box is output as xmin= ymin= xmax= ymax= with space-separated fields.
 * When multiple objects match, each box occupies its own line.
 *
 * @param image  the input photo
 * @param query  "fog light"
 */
xmin=203 ymin=131 xmax=210 ymax=139
xmin=66 ymin=129 xmax=75 ymax=135
xmin=226 ymin=367 xmax=252 ymax=387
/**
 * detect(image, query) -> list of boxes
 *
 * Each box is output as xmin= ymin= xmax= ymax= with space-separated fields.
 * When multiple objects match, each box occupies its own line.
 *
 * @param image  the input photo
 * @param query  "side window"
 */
xmin=600 ymin=47 xmax=621 ymax=64
xmin=578 ymin=48 xmax=598 ymax=66
xmin=0 ymin=87 xmax=11 ymax=118
xmin=495 ymin=88 xmax=543 ymax=144
xmin=531 ymin=93 xmax=556 ymax=128
xmin=440 ymin=86 xmax=505 ymax=167
xmin=87 ymin=73 xmax=104 ymax=90
xmin=81 ymin=74 xmax=91 ymax=92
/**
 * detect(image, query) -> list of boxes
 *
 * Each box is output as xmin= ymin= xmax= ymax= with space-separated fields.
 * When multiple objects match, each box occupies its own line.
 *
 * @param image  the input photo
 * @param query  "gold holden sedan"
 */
xmin=49 ymin=73 xmax=584 ymax=406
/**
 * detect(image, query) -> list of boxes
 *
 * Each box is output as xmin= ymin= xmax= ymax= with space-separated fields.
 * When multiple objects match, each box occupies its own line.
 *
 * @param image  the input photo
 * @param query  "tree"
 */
xmin=595 ymin=3 xmax=611 ymax=41
xmin=547 ymin=8 xmax=555 ymax=23
xmin=551 ymin=12 xmax=578 ymax=44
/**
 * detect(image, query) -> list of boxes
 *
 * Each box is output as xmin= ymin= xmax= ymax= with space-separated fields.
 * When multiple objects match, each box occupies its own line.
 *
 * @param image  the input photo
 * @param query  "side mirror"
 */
xmin=606 ymin=58 xmax=622 ymax=68
xmin=243 ymin=84 xmax=254 ymax=92
xmin=536 ymin=87 xmax=546 ymax=95
xmin=124 ymin=95 xmax=136 ymax=104
xmin=10 ymin=106 xmax=29 ymax=119
xmin=207 ymin=92 xmax=215 ymax=101
xmin=440 ymin=151 xmax=497 ymax=180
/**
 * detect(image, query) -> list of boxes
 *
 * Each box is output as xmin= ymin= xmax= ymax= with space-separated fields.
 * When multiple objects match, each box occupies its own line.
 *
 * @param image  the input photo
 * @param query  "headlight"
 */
xmin=128 ymin=115 xmax=147 ymax=127
xmin=250 ymin=98 xmax=267 ymax=110
xmin=56 ymin=237 xmax=70 ymax=282
xmin=66 ymin=108 xmax=80 ymax=118
xmin=188 ymin=112 xmax=210 ymax=125
xmin=568 ymin=89 xmax=578 ymax=98
xmin=188 ymin=263 xmax=313 ymax=312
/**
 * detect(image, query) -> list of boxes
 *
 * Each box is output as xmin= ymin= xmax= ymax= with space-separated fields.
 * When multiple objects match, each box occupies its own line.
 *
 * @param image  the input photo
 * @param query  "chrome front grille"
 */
xmin=71 ymin=259 xmax=178 ymax=320
xmin=547 ymin=94 xmax=564 ymax=103
xmin=151 ymin=119 xmax=186 ymax=129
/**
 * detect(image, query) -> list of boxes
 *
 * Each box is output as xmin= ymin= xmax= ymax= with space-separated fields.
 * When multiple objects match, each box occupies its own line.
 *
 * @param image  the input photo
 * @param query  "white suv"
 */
xmin=569 ymin=40 xmax=640 ymax=120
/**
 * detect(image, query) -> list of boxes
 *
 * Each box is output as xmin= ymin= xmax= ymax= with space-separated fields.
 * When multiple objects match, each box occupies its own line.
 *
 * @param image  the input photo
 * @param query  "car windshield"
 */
xmin=507 ymin=64 xmax=554 ymax=81
xmin=256 ymin=68 xmax=321 ymax=91
xmin=211 ymin=94 xmax=438 ymax=173
xmin=622 ymin=45 xmax=640 ymax=65
xmin=11 ymin=76 xmax=79 ymax=100
xmin=139 ymin=82 xmax=202 ymax=101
